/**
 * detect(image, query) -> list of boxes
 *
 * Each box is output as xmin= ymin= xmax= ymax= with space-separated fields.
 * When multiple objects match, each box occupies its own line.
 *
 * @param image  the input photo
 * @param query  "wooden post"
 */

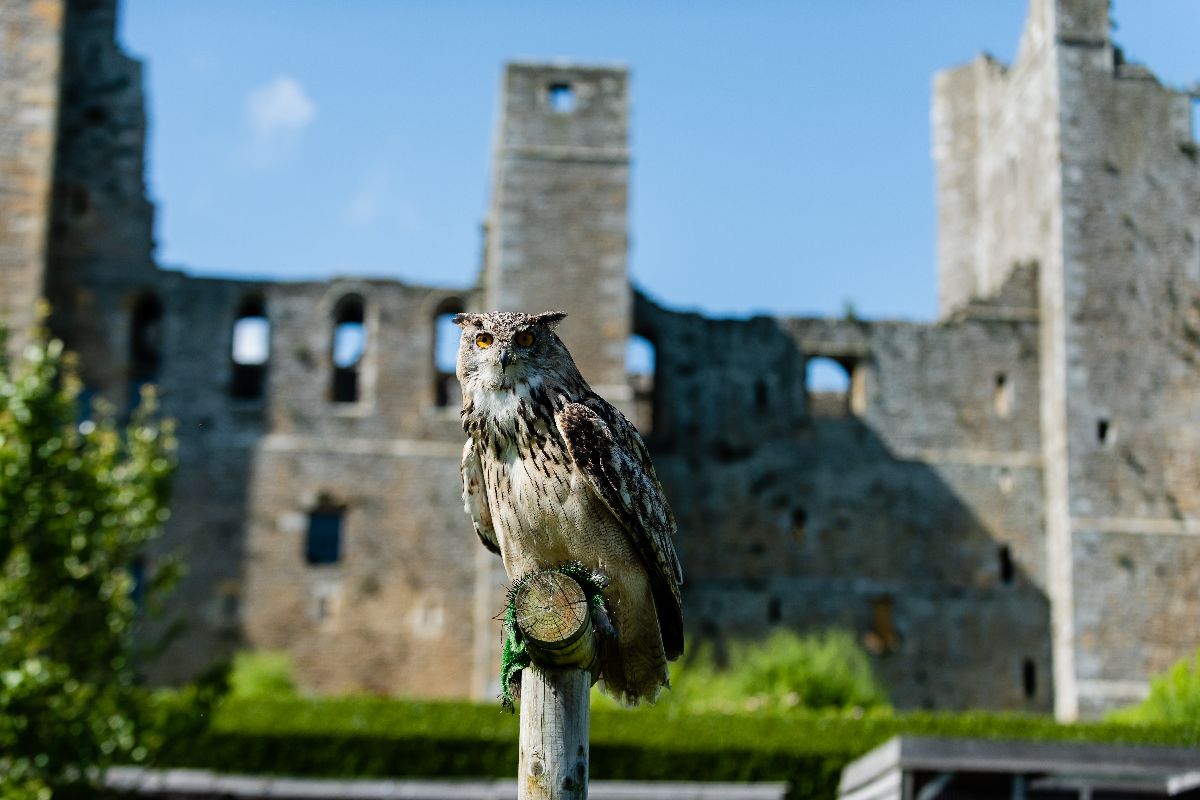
xmin=513 ymin=570 xmax=596 ymax=800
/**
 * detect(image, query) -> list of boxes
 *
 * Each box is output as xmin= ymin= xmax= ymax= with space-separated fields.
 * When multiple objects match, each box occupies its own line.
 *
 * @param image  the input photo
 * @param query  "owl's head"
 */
xmin=453 ymin=310 xmax=574 ymax=391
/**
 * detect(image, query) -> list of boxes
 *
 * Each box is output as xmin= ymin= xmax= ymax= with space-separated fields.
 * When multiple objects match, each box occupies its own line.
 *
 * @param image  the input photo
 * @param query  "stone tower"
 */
xmin=483 ymin=63 xmax=632 ymax=404
xmin=935 ymin=0 xmax=1200 ymax=719
xmin=0 ymin=0 xmax=63 ymax=356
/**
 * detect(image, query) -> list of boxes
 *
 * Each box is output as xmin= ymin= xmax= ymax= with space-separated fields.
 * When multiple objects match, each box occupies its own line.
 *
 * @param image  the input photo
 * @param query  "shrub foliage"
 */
xmin=590 ymin=629 xmax=888 ymax=714
xmin=0 ymin=325 xmax=177 ymax=798
xmin=1109 ymin=645 xmax=1200 ymax=724
xmin=228 ymin=651 xmax=298 ymax=700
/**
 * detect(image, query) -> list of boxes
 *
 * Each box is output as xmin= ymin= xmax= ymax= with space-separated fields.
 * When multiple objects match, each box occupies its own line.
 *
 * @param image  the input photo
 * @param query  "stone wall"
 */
xmin=0 ymin=0 xmax=62 ymax=356
xmin=636 ymin=279 xmax=1052 ymax=711
xmin=234 ymin=279 xmax=481 ymax=696
xmin=139 ymin=272 xmax=489 ymax=696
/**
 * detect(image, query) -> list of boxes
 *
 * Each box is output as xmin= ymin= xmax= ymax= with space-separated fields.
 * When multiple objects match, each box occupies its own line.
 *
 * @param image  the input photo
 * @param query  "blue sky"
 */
xmin=119 ymin=1 xmax=1198 ymax=325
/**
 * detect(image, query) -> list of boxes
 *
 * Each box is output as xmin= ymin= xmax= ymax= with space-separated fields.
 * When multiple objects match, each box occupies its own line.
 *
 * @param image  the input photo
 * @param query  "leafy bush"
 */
xmin=594 ymin=629 xmax=888 ymax=714
xmin=0 ymin=321 xmax=178 ymax=798
xmin=720 ymin=629 xmax=887 ymax=711
xmin=228 ymin=651 xmax=298 ymax=699
xmin=1108 ymin=645 xmax=1200 ymax=724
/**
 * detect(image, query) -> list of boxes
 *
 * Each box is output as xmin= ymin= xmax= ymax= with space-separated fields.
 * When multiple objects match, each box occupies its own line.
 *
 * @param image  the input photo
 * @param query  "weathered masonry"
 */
xmin=1 ymin=0 xmax=1196 ymax=719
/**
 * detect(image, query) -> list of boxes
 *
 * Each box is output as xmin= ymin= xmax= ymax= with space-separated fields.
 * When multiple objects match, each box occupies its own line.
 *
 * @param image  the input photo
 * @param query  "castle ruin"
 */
xmin=1 ymin=0 xmax=1198 ymax=720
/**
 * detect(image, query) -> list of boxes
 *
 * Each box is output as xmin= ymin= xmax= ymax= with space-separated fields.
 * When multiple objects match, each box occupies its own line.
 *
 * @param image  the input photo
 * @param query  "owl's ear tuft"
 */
xmin=533 ymin=311 xmax=567 ymax=329
xmin=452 ymin=313 xmax=478 ymax=329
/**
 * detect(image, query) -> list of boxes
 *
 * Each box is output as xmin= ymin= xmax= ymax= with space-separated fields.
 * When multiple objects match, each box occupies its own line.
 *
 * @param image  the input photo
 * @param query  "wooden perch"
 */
xmin=514 ymin=570 xmax=596 ymax=800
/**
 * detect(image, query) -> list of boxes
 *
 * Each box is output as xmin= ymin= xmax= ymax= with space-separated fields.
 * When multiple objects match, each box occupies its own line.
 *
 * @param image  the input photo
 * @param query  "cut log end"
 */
xmin=514 ymin=569 xmax=596 ymax=671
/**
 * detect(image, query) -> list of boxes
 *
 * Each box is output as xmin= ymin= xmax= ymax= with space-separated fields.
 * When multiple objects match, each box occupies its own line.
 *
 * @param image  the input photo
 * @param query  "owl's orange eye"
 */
xmin=475 ymin=332 xmax=494 ymax=349
xmin=515 ymin=331 xmax=535 ymax=348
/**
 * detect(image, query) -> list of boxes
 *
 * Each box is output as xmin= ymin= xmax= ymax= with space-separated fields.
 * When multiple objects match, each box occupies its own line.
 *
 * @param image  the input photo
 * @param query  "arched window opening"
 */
xmin=628 ymin=333 xmax=656 ymax=435
xmin=1022 ymin=658 xmax=1037 ymax=699
xmin=805 ymin=355 xmax=857 ymax=419
xmin=305 ymin=495 xmax=345 ymax=566
xmin=129 ymin=292 xmax=164 ymax=411
xmin=231 ymin=295 xmax=269 ymax=400
xmin=330 ymin=295 xmax=366 ymax=404
xmin=433 ymin=299 xmax=465 ymax=408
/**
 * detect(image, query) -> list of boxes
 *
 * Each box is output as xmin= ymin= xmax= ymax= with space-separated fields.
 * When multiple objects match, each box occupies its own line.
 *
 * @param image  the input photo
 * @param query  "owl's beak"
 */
xmin=499 ymin=349 xmax=514 ymax=370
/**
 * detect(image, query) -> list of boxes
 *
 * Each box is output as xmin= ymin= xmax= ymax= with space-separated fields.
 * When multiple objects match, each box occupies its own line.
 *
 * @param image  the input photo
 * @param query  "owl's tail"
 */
xmin=596 ymin=579 xmax=670 ymax=705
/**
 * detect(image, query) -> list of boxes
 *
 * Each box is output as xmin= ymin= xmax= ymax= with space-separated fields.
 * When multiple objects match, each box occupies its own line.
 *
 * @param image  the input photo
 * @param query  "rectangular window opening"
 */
xmin=999 ymin=545 xmax=1014 ymax=585
xmin=306 ymin=508 xmax=344 ymax=565
xmin=863 ymin=596 xmax=899 ymax=655
xmin=332 ymin=368 xmax=358 ymax=404
xmin=548 ymin=83 xmax=576 ymax=113
xmin=767 ymin=596 xmax=782 ymax=623
xmin=1022 ymin=658 xmax=1037 ymax=699
xmin=792 ymin=507 xmax=808 ymax=544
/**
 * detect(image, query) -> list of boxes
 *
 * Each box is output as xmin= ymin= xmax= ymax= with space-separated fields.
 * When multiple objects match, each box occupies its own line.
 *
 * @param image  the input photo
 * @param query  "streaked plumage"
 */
xmin=456 ymin=310 xmax=682 ymax=704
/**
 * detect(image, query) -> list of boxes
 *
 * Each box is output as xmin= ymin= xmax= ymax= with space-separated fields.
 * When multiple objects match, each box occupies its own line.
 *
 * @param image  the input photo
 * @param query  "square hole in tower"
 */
xmin=548 ymin=83 xmax=576 ymax=113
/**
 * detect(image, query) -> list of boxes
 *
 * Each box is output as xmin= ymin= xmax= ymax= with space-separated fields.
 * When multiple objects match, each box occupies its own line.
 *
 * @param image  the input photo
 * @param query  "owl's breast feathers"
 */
xmin=554 ymin=397 xmax=684 ymax=661
xmin=460 ymin=386 xmax=684 ymax=663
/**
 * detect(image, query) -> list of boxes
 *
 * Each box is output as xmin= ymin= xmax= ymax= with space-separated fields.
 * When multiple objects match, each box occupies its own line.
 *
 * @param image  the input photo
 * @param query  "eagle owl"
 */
xmin=455 ymin=310 xmax=683 ymax=704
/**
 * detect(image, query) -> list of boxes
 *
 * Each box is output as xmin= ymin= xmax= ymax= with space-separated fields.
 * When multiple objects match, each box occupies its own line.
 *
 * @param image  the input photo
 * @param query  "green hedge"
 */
xmin=153 ymin=697 xmax=1200 ymax=800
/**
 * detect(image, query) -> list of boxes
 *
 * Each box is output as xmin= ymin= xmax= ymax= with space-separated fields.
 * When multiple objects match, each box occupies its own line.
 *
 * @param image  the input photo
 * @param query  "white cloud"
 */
xmin=243 ymin=76 xmax=315 ymax=167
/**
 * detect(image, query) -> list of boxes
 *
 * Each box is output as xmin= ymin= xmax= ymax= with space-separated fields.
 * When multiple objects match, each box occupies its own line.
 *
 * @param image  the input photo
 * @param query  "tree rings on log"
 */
xmin=514 ymin=570 xmax=597 ymax=671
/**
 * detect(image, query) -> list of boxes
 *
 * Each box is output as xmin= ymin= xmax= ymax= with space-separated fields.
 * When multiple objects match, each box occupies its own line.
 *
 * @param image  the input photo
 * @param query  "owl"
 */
xmin=455 ymin=310 xmax=683 ymax=704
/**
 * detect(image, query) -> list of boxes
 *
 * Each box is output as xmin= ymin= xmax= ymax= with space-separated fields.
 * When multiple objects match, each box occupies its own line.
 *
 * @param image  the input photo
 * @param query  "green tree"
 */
xmin=0 ymin=322 xmax=177 ymax=798
xmin=1108 ymin=645 xmax=1200 ymax=724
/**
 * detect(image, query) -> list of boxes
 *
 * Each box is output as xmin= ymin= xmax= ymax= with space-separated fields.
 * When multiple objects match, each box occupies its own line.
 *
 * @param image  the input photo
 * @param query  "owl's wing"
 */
xmin=461 ymin=439 xmax=500 ymax=555
xmin=555 ymin=398 xmax=684 ymax=659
